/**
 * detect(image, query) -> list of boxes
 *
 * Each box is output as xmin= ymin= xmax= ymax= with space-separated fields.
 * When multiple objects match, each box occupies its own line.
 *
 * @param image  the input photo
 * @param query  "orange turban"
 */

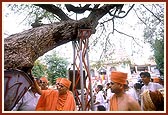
xmin=56 ymin=77 xmax=62 ymax=83
xmin=40 ymin=76 xmax=48 ymax=83
xmin=153 ymin=77 xmax=160 ymax=83
xmin=60 ymin=78 xmax=71 ymax=89
xmin=111 ymin=71 xmax=127 ymax=84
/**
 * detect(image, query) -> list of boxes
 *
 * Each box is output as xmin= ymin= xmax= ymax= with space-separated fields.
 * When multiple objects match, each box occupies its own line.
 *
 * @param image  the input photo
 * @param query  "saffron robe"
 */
xmin=36 ymin=90 xmax=76 ymax=111
xmin=110 ymin=94 xmax=118 ymax=111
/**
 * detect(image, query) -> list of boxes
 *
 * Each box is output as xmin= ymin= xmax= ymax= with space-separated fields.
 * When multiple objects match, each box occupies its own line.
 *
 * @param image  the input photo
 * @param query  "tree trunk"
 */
xmin=4 ymin=4 xmax=126 ymax=71
xmin=4 ymin=19 xmax=92 ymax=70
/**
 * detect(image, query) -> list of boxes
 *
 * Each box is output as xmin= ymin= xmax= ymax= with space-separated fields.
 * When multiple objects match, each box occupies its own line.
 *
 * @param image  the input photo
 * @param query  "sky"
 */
xmin=2 ymin=3 xmax=156 ymax=66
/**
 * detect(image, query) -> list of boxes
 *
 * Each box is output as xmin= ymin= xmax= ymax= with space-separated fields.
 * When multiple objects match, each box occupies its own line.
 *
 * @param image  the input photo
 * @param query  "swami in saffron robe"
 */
xmin=36 ymin=90 xmax=76 ymax=111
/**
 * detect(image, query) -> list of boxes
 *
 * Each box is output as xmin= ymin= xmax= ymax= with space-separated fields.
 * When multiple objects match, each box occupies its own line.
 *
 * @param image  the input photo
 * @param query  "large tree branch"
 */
xmin=34 ymin=4 xmax=71 ymax=21
xmin=4 ymin=4 xmax=131 ymax=70
xmin=114 ymin=28 xmax=143 ymax=48
xmin=101 ymin=4 xmax=135 ymax=24
xmin=4 ymin=20 xmax=81 ymax=69
xmin=87 ymin=4 xmax=124 ymax=28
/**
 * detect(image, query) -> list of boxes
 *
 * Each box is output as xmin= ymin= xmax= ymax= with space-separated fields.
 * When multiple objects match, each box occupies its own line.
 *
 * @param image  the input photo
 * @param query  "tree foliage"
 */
xmin=135 ymin=4 xmax=164 ymax=75
xmin=44 ymin=52 xmax=69 ymax=85
xmin=31 ymin=60 xmax=47 ymax=78
xmin=31 ymin=53 xmax=69 ymax=85
xmin=5 ymin=4 xmax=61 ymax=26
xmin=153 ymin=38 xmax=164 ymax=75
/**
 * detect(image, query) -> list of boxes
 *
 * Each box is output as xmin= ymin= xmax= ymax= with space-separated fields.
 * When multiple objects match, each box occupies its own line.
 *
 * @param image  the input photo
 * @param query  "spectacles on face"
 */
xmin=56 ymin=83 xmax=60 ymax=85
xmin=36 ymin=80 xmax=42 ymax=83
xmin=110 ymin=81 xmax=119 ymax=85
xmin=58 ymin=84 xmax=65 ymax=88
xmin=41 ymin=81 xmax=47 ymax=84
xmin=110 ymin=82 xmax=114 ymax=85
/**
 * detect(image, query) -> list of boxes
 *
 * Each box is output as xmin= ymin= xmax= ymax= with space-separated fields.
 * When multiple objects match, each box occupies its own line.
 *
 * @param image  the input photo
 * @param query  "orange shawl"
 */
xmin=36 ymin=90 xmax=76 ymax=111
xmin=110 ymin=94 xmax=118 ymax=111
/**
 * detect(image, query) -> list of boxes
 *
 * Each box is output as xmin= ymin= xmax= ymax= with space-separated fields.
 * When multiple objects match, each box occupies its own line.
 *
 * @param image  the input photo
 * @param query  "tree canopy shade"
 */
xmin=4 ymin=4 xmax=134 ymax=72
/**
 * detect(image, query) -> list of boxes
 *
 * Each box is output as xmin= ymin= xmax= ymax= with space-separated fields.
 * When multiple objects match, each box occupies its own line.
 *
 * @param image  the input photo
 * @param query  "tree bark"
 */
xmin=4 ymin=4 xmax=126 ymax=70
xmin=4 ymin=19 xmax=92 ymax=69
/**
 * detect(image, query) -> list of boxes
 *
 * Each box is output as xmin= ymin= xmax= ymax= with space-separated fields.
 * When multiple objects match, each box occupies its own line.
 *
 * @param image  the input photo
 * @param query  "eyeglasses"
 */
xmin=40 ymin=81 xmax=46 ymax=84
xmin=110 ymin=82 xmax=114 ymax=85
xmin=56 ymin=83 xmax=60 ymax=85
xmin=110 ymin=82 xmax=118 ymax=85
xmin=58 ymin=84 xmax=64 ymax=88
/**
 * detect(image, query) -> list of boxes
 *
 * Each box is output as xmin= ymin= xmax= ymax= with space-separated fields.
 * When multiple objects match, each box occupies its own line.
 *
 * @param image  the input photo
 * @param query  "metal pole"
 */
xmin=86 ymin=41 xmax=94 ymax=111
xmin=72 ymin=41 xmax=76 ymax=94
xmin=79 ymin=38 xmax=85 ymax=110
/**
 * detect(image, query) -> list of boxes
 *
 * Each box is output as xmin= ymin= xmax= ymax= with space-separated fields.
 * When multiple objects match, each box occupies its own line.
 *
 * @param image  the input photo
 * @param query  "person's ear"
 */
xmin=119 ymin=83 xmax=124 ymax=89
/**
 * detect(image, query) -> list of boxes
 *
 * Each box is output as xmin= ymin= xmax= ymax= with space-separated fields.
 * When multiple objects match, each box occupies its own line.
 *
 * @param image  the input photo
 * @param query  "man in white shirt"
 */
xmin=12 ymin=86 xmax=40 ymax=111
xmin=105 ymin=83 xmax=114 ymax=111
xmin=94 ymin=85 xmax=106 ymax=111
